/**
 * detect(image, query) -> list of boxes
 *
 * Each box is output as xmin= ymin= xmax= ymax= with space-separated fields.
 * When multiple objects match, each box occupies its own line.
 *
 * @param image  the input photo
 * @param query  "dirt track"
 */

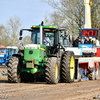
xmin=0 ymin=68 xmax=100 ymax=100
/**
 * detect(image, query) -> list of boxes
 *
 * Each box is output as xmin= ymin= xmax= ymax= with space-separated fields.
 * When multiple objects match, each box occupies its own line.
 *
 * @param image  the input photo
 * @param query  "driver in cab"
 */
xmin=44 ymin=34 xmax=50 ymax=46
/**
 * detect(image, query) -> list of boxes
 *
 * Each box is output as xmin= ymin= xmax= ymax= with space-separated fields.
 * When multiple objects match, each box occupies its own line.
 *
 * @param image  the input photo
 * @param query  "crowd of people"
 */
xmin=72 ymin=36 xmax=96 ymax=47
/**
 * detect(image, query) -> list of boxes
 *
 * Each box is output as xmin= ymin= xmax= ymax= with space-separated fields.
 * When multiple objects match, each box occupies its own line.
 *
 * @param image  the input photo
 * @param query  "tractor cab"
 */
xmin=31 ymin=27 xmax=59 ymax=46
xmin=59 ymin=29 xmax=72 ymax=47
xmin=33 ymin=26 xmax=60 ymax=57
xmin=6 ymin=46 xmax=18 ymax=57
xmin=19 ymin=24 xmax=66 ymax=58
xmin=19 ymin=24 xmax=71 ymax=59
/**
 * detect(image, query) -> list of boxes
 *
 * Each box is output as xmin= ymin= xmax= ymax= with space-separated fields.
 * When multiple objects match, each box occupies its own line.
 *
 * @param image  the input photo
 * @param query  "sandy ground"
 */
xmin=0 ymin=68 xmax=100 ymax=100
xmin=0 ymin=67 xmax=7 ymax=73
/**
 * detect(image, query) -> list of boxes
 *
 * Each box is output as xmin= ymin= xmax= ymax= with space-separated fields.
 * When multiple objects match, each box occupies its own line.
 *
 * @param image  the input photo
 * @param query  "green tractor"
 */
xmin=7 ymin=22 xmax=75 ymax=84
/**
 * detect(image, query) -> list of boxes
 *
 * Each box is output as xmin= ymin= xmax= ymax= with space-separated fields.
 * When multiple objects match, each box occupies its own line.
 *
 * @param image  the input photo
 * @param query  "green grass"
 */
xmin=0 ymin=66 xmax=7 ymax=68
xmin=0 ymin=75 xmax=7 ymax=77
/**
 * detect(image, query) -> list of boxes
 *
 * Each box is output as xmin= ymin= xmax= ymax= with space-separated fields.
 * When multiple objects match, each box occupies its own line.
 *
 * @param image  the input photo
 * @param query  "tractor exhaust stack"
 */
xmin=40 ymin=21 xmax=43 ymax=44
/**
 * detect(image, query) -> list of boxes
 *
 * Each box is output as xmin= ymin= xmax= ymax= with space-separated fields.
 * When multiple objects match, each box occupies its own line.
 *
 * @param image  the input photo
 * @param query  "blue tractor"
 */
xmin=0 ymin=46 xmax=6 ymax=65
xmin=0 ymin=46 xmax=18 ymax=66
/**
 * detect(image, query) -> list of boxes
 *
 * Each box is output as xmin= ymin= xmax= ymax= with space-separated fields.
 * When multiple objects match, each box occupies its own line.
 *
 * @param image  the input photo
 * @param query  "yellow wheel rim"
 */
xmin=70 ymin=56 xmax=75 ymax=80
xmin=55 ymin=64 xmax=58 ymax=79
xmin=17 ymin=74 xmax=20 ymax=79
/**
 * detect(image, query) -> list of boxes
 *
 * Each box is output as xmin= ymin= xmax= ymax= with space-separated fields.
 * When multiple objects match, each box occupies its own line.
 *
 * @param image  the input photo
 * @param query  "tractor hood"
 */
xmin=24 ymin=44 xmax=46 ymax=65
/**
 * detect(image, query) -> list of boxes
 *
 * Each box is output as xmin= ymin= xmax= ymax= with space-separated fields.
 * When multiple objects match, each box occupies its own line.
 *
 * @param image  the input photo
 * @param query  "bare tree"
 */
xmin=44 ymin=11 xmax=64 ymax=28
xmin=23 ymin=35 xmax=31 ymax=45
xmin=42 ymin=0 xmax=84 ymax=38
xmin=42 ymin=0 xmax=100 ymax=39
xmin=91 ymin=0 xmax=100 ymax=28
xmin=6 ymin=16 xmax=22 ymax=46
xmin=0 ymin=25 xmax=10 ymax=46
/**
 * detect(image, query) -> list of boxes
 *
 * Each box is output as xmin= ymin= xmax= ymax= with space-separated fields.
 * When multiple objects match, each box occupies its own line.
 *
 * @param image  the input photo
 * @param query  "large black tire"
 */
xmin=61 ymin=51 xmax=75 ymax=83
xmin=88 ymin=67 xmax=96 ymax=80
xmin=7 ymin=56 xmax=21 ymax=83
xmin=45 ymin=57 xmax=59 ymax=84
xmin=96 ymin=63 xmax=99 ymax=80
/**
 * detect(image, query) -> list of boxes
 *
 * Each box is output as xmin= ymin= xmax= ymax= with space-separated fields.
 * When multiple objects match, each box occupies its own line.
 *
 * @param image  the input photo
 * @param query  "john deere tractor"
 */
xmin=7 ymin=22 xmax=75 ymax=84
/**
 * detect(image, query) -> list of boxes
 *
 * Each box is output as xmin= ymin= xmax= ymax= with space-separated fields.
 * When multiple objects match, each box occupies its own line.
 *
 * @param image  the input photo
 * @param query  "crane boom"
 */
xmin=84 ymin=0 xmax=91 ymax=29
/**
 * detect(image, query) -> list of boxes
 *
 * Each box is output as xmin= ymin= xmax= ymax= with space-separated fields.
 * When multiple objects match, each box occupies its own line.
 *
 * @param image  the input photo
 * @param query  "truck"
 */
xmin=0 ymin=46 xmax=18 ymax=66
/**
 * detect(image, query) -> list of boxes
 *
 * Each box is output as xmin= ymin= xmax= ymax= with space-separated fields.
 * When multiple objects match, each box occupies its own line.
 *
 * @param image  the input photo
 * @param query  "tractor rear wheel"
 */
xmin=61 ymin=51 xmax=75 ymax=83
xmin=7 ymin=56 xmax=21 ymax=83
xmin=45 ymin=57 xmax=59 ymax=84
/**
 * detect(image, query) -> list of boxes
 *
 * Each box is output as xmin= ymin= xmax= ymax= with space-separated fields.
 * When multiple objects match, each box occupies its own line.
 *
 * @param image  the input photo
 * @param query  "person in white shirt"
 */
xmin=44 ymin=34 xmax=50 ymax=46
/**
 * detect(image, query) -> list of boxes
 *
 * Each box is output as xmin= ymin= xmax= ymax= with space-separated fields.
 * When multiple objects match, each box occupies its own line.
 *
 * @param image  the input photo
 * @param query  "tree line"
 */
xmin=42 ymin=0 xmax=100 ymax=39
xmin=0 ymin=16 xmax=31 ymax=47
xmin=1 ymin=0 xmax=100 ymax=47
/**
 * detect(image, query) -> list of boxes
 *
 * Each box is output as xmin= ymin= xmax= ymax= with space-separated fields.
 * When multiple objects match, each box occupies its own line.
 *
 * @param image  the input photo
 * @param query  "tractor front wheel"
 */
xmin=7 ymin=56 xmax=21 ymax=83
xmin=45 ymin=57 xmax=59 ymax=84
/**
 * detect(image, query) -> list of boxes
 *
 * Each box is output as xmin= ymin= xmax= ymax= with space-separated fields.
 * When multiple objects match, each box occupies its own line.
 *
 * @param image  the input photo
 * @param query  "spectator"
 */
xmin=96 ymin=37 xmax=99 ymax=46
xmin=84 ymin=37 xmax=92 ymax=44
xmin=73 ymin=37 xmax=82 ymax=47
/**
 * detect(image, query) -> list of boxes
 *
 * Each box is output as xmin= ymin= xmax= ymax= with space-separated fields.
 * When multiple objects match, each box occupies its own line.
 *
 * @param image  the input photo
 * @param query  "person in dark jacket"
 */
xmin=84 ymin=37 xmax=92 ymax=44
xmin=73 ymin=37 xmax=82 ymax=47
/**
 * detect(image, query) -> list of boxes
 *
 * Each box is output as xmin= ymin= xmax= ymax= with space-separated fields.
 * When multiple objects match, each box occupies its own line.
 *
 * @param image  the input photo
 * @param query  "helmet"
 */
xmin=77 ymin=37 xmax=81 ymax=39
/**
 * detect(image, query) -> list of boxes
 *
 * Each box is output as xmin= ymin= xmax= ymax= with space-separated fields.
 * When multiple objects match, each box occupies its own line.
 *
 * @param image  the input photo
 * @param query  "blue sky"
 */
xmin=0 ymin=0 xmax=55 ymax=29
